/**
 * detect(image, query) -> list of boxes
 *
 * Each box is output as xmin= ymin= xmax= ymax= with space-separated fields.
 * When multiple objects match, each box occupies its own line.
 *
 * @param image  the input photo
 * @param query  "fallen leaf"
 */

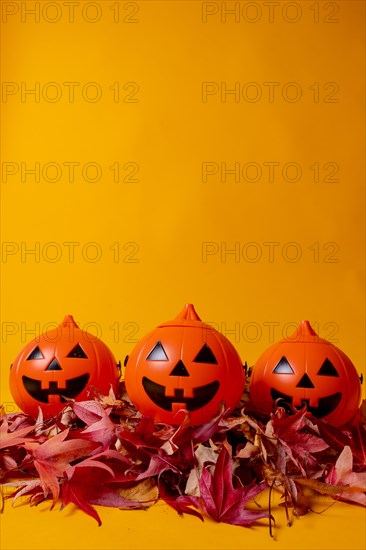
xmin=350 ymin=422 xmax=366 ymax=467
xmin=118 ymin=478 xmax=158 ymax=506
xmin=315 ymin=419 xmax=351 ymax=453
xmin=236 ymin=441 xmax=261 ymax=459
xmin=24 ymin=429 xmax=99 ymax=506
xmin=197 ymin=446 xmax=269 ymax=526
xmin=0 ymin=420 xmax=36 ymax=450
xmin=7 ymin=479 xmax=44 ymax=507
xmin=185 ymin=444 xmax=218 ymax=496
xmin=326 ymin=446 xmax=366 ymax=506
xmin=80 ymin=408 xmax=116 ymax=450
xmin=295 ymin=478 xmax=347 ymax=495
xmin=62 ymin=464 xmax=146 ymax=525
xmin=266 ymin=407 xmax=329 ymax=475
xmin=158 ymin=478 xmax=203 ymax=521
xmin=136 ymin=454 xmax=181 ymax=480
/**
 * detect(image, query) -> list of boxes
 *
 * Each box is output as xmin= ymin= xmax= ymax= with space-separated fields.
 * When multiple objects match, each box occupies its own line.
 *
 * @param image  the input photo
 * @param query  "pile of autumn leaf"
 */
xmin=0 ymin=385 xmax=365 ymax=531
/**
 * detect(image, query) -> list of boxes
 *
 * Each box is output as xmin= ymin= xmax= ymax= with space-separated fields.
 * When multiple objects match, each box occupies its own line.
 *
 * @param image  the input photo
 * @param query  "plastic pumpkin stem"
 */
xmin=175 ymin=304 xmax=202 ymax=322
xmin=60 ymin=315 xmax=79 ymax=329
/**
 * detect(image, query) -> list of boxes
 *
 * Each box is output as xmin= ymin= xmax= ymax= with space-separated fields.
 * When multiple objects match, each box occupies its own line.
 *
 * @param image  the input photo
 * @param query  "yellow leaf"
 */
xmin=118 ymin=479 xmax=158 ymax=507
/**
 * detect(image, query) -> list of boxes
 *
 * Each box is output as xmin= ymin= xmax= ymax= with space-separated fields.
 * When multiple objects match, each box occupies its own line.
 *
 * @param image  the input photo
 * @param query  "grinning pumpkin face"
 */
xmin=124 ymin=304 xmax=245 ymax=425
xmin=249 ymin=320 xmax=362 ymax=427
xmin=9 ymin=315 xmax=120 ymax=418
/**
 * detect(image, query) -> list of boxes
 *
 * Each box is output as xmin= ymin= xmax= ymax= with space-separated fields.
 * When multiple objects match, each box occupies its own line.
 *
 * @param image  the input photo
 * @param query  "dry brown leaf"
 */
xmin=295 ymin=478 xmax=348 ymax=495
xmin=118 ymin=478 xmax=158 ymax=507
xmin=236 ymin=441 xmax=260 ymax=459
xmin=186 ymin=444 xmax=218 ymax=496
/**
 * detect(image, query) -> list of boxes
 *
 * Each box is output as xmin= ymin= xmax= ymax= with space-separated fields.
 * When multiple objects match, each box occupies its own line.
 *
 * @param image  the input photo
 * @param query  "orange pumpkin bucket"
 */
xmin=9 ymin=315 xmax=120 ymax=418
xmin=249 ymin=320 xmax=362 ymax=427
xmin=124 ymin=304 xmax=245 ymax=425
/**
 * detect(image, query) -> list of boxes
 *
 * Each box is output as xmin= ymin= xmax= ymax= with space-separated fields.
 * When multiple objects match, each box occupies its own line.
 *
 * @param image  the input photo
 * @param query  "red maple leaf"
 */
xmin=61 ymin=463 xmax=145 ymax=525
xmin=24 ymin=429 xmax=99 ymax=506
xmin=196 ymin=446 xmax=269 ymax=526
xmin=70 ymin=401 xmax=116 ymax=450
xmin=158 ymin=478 xmax=204 ymax=522
xmin=267 ymin=408 xmax=329 ymax=475
xmin=0 ymin=419 xmax=36 ymax=450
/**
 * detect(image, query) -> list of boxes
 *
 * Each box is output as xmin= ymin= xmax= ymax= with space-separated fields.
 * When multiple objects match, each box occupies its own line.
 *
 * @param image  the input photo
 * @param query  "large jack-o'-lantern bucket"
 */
xmin=124 ymin=304 xmax=245 ymax=425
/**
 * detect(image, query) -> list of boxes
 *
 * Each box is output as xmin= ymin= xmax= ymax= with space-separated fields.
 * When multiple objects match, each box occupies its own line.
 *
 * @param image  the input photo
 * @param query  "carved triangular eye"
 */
xmin=296 ymin=373 xmax=315 ymax=388
xmin=170 ymin=360 xmax=190 ymax=377
xmin=45 ymin=358 xmax=62 ymax=371
xmin=193 ymin=344 xmax=218 ymax=364
xmin=146 ymin=342 xmax=168 ymax=361
xmin=318 ymin=358 xmax=339 ymax=377
xmin=27 ymin=346 xmax=44 ymax=360
xmin=67 ymin=344 xmax=87 ymax=359
xmin=273 ymin=356 xmax=295 ymax=374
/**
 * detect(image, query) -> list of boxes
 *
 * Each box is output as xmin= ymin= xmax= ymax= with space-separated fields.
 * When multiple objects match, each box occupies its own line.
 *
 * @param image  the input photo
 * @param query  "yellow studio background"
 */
xmin=0 ymin=0 xmax=365 ymax=549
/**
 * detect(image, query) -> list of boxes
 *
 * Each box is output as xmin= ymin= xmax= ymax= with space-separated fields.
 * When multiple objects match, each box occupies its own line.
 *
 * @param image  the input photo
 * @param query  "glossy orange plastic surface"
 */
xmin=9 ymin=315 xmax=120 ymax=418
xmin=124 ymin=304 xmax=245 ymax=425
xmin=249 ymin=320 xmax=362 ymax=427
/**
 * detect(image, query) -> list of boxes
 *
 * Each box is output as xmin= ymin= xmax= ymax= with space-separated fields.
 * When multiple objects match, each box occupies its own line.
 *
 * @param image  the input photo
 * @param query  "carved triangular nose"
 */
xmin=296 ymin=373 xmax=314 ymax=388
xmin=170 ymin=360 xmax=189 ymax=377
xmin=45 ymin=358 xmax=62 ymax=371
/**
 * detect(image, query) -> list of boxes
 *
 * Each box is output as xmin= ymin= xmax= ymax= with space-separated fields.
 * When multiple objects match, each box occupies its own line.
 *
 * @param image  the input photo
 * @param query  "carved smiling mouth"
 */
xmin=270 ymin=388 xmax=342 ymax=418
xmin=142 ymin=377 xmax=220 ymax=412
xmin=23 ymin=374 xmax=90 ymax=403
